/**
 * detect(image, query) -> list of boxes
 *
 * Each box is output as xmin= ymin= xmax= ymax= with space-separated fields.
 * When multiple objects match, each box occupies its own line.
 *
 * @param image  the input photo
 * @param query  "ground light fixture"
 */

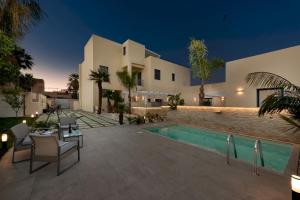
xmin=31 ymin=114 xmax=35 ymax=118
xmin=1 ymin=133 xmax=8 ymax=150
xmin=291 ymin=175 xmax=300 ymax=199
xmin=22 ymin=119 xmax=27 ymax=124
xmin=35 ymin=111 xmax=39 ymax=117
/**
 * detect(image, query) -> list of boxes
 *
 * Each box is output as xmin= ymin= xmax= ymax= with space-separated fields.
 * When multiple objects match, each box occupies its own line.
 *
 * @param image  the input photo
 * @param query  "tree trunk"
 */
xmin=199 ymin=80 xmax=205 ymax=106
xmin=23 ymin=94 xmax=26 ymax=116
xmin=98 ymin=82 xmax=102 ymax=114
xmin=107 ymin=99 xmax=112 ymax=113
xmin=128 ymin=88 xmax=131 ymax=114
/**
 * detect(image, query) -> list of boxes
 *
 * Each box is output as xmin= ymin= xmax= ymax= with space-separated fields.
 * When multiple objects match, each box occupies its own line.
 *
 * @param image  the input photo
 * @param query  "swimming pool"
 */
xmin=145 ymin=125 xmax=292 ymax=173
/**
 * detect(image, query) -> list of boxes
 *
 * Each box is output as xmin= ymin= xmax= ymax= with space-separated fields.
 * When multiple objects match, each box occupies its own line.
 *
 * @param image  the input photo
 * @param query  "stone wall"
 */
xmin=132 ymin=107 xmax=169 ymax=116
xmin=167 ymin=106 xmax=300 ymax=143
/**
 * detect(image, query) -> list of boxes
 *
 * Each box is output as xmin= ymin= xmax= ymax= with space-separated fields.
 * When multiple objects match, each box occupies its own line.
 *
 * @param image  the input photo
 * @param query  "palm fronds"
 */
xmin=246 ymin=72 xmax=300 ymax=92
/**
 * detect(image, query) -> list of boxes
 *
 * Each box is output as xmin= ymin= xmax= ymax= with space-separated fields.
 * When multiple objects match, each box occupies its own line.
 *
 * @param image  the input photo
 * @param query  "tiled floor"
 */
xmin=37 ymin=110 xmax=121 ymax=129
xmin=0 ymin=125 xmax=291 ymax=200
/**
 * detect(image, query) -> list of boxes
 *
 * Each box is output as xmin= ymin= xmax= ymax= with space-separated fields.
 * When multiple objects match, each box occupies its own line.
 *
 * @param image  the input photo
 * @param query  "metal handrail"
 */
xmin=253 ymin=139 xmax=265 ymax=175
xmin=226 ymin=134 xmax=238 ymax=164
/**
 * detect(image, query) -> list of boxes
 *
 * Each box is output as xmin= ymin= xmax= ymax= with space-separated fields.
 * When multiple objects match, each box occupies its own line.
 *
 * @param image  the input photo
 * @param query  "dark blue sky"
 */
xmin=21 ymin=0 xmax=300 ymax=90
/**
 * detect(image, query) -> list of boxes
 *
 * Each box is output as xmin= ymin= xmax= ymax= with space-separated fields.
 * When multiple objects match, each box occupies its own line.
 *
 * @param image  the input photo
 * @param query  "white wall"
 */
xmin=0 ymin=94 xmax=24 ymax=117
xmin=225 ymin=45 xmax=300 ymax=107
xmin=79 ymin=36 xmax=95 ymax=112
xmin=25 ymin=92 xmax=47 ymax=116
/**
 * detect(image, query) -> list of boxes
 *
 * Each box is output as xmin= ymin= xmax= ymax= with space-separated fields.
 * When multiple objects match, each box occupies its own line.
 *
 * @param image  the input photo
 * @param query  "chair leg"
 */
xmin=57 ymin=156 xmax=60 ymax=176
xmin=77 ymin=141 xmax=80 ymax=161
xmin=12 ymin=148 xmax=15 ymax=163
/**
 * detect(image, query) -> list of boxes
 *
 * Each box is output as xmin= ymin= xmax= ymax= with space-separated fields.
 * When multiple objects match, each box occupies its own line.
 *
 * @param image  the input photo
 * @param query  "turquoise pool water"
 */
xmin=146 ymin=125 xmax=292 ymax=173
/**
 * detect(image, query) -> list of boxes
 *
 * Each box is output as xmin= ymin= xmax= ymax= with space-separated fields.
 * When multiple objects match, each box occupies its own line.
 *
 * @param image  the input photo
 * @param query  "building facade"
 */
xmin=79 ymin=34 xmax=300 ymax=111
xmin=79 ymin=35 xmax=190 ymax=112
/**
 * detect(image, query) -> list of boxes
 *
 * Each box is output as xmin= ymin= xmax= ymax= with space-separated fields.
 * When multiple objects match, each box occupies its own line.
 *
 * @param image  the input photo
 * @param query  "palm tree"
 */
xmin=19 ymin=73 xmax=33 ymax=115
xmin=103 ymin=89 xmax=113 ymax=113
xmin=68 ymin=73 xmax=79 ymax=99
xmin=89 ymin=67 xmax=109 ymax=114
xmin=246 ymin=72 xmax=300 ymax=132
xmin=0 ymin=0 xmax=45 ymax=38
xmin=116 ymin=69 xmax=137 ymax=114
xmin=188 ymin=39 xmax=224 ymax=105
xmin=112 ymin=90 xmax=123 ymax=112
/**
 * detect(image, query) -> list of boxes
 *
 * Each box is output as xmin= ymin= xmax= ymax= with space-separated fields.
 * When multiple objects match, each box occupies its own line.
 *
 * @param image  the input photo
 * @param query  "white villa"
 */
xmin=79 ymin=34 xmax=300 ymax=112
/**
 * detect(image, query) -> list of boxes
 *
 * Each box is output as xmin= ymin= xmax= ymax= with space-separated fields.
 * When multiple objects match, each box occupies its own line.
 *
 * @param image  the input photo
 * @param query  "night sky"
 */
xmin=21 ymin=0 xmax=300 ymax=90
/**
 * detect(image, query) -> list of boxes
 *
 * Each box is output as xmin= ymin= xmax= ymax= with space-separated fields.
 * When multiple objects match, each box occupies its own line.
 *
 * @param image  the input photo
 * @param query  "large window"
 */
xmin=100 ymin=65 xmax=109 ymax=82
xmin=154 ymin=69 xmax=160 ymax=80
xmin=172 ymin=73 xmax=175 ymax=81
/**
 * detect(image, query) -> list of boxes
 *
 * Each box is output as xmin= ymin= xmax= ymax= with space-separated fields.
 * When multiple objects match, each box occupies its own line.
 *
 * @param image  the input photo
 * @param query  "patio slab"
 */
xmin=0 ymin=125 xmax=291 ymax=200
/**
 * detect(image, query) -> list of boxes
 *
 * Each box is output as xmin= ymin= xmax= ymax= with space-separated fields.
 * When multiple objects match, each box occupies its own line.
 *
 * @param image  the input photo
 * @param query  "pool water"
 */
xmin=145 ymin=125 xmax=292 ymax=173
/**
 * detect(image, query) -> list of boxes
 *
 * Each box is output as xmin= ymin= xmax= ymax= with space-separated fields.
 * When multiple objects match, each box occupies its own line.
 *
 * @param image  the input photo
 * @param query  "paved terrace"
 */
xmin=0 ymin=125 xmax=291 ymax=200
xmin=37 ymin=110 xmax=122 ymax=129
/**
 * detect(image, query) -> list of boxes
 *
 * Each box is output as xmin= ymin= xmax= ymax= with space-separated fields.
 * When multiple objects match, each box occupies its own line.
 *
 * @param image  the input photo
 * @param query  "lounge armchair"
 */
xmin=29 ymin=135 xmax=80 ymax=176
xmin=10 ymin=123 xmax=32 ymax=163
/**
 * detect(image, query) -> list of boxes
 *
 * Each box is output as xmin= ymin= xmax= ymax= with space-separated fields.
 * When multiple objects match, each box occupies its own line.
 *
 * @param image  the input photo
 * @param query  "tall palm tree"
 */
xmin=246 ymin=72 xmax=300 ymax=132
xmin=116 ymin=69 xmax=137 ymax=114
xmin=188 ymin=39 xmax=224 ymax=105
xmin=89 ymin=67 xmax=109 ymax=114
xmin=0 ymin=0 xmax=45 ymax=38
xmin=103 ymin=89 xmax=113 ymax=113
xmin=68 ymin=73 xmax=79 ymax=99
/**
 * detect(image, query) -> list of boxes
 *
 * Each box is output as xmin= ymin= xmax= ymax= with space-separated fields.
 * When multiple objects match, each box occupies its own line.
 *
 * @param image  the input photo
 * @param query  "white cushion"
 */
xmin=22 ymin=135 xmax=32 ymax=145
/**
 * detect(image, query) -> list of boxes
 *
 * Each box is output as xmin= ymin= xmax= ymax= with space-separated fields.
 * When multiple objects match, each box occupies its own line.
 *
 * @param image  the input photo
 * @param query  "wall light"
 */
xmin=221 ymin=96 xmax=225 ymax=101
xmin=31 ymin=114 xmax=34 ymax=118
xmin=236 ymin=88 xmax=244 ymax=95
xmin=142 ymin=96 xmax=145 ymax=101
xmin=291 ymin=175 xmax=300 ymax=199
xmin=22 ymin=120 xmax=26 ymax=124
xmin=193 ymin=97 xmax=197 ymax=102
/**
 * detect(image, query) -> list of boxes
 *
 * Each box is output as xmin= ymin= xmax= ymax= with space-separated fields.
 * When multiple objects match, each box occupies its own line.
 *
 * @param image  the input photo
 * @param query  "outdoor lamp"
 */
xmin=193 ymin=97 xmax=197 ymax=102
xmin=31 ymin=114 xmax=34 ymax=118
xmin=291 ymin=175 xmax=300 ymax=199
xmin=1 ymin=133 xmax=8 ymax=150
xmin=22 ymin=119 xmax=26 ymax=124
xmin=221 ymin=96 xmax=225 ymax=101
xmin=35 ymin=111 xmax=39 ymax=117
xmin=236 ymin=88 xmax=244 ymax=95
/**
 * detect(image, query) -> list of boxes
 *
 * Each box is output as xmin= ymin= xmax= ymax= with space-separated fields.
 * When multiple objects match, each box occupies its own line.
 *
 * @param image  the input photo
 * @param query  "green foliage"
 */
xmin=32 ymin=120 xmax=58 ymax=129
xmin=89 ymin=67 xmax=110 ymax=114
xmin=103 ymin=89 xmax=114 ymax=112
xmin=0 ymin=0 xmax=45 ymax=38
xmin=112 ymin=90 xmax=124 ymax=112
xmin=145 ymin=112 xmax=164 ymax=123
xmin=19 ymin=73 xmax=33 ymax=91
xmin=2 ymin=88 xmax=24 ymax=117
xmin=116 ymin=103 xmax=127 ymax=113
xmin=0 ymin=31 xmax=14 ymax=56
xmin=68 ymin=73 xmax=79 ymax=99
xmin=127 ymin=115 xmax=145 ymax=125
xmin=168 ymin=93 xmax=183 ymax=110
xmin=116 ymin=69 xmax=138 ymax=114
xmin=246 ymin=72 xmax=300 ymax=132
xmin=188 ymin=38 xmax=224 ymax=105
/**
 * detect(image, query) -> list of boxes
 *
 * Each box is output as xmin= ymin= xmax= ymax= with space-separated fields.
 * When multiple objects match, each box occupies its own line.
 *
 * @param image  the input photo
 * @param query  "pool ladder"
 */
xmin=226 ymin=134 xmax=238 ymax=164
xmin=226 ymin=135 xmax=265 ymax=176
xmin=253 ymin=139 xmax=265 ymax=175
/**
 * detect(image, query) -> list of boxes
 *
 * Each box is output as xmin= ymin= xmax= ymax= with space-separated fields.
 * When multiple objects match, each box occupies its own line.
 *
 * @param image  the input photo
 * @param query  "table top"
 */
xmin=63 ymin=129 xmax=82 ymax=137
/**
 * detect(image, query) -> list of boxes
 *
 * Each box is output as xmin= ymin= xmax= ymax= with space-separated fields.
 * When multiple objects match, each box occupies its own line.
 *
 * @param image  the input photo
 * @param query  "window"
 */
xmin=123 ymin=47 xmax=126 ymax=55
xmin=172 ymin=73 xmax=175 ymax=81
xmin=137 ymin=72 xmax=142 ymax=86
xmin=154 ymin=69 xmax=160 ymax=80
xmin=100 ymin=65 xmax=109 ymax=82
xmin=256 ymin=88 xmax=283 ymax=107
